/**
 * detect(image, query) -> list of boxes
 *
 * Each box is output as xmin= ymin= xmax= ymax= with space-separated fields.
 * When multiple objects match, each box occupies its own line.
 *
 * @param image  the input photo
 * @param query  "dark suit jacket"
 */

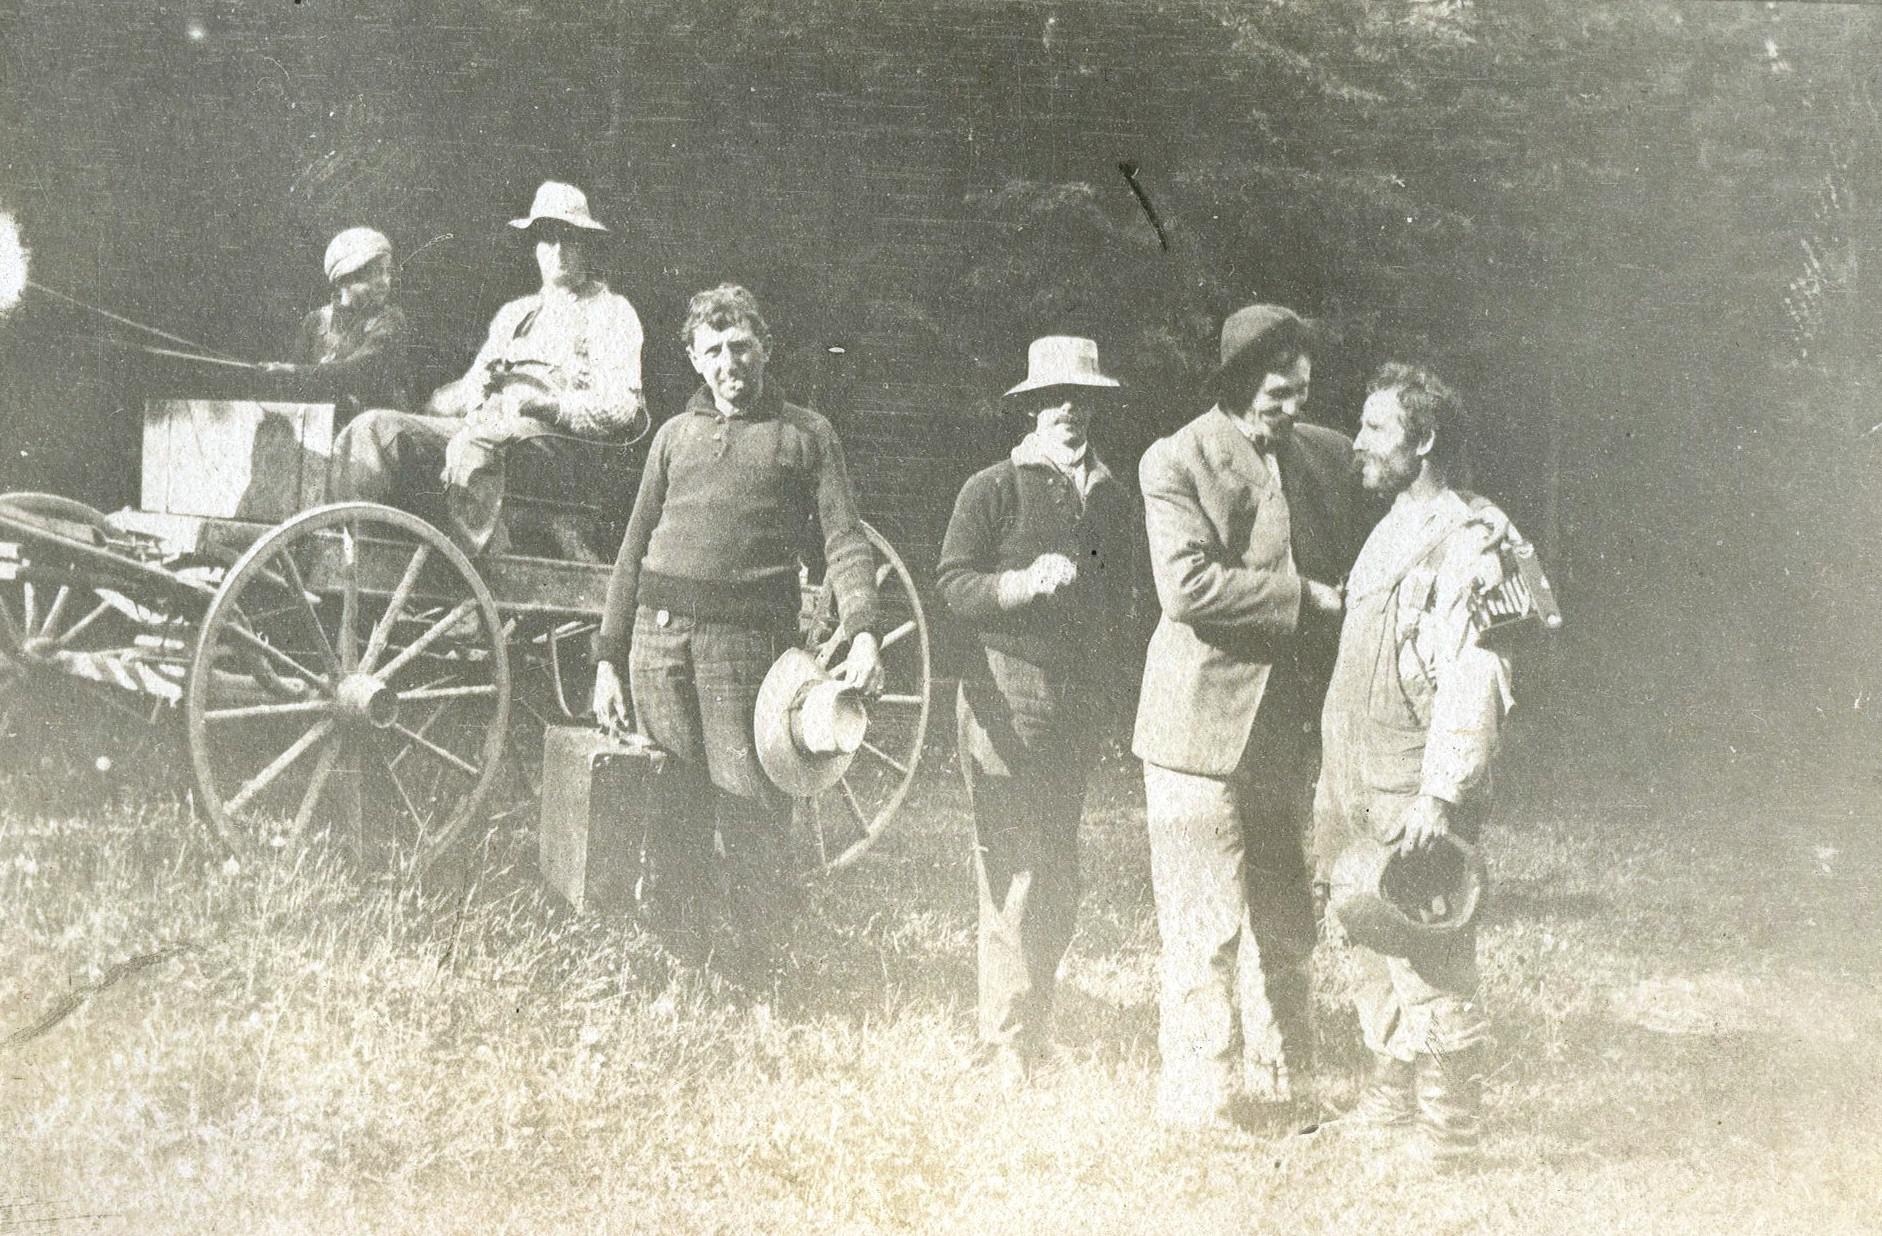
xmin=1132 ymin=408 xmax=1362 ymax=775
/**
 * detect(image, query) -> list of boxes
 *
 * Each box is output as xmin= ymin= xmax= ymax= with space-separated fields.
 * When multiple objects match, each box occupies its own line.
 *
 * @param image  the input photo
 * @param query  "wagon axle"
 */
xmin=333 ymin=672 xmax=398 ymax=729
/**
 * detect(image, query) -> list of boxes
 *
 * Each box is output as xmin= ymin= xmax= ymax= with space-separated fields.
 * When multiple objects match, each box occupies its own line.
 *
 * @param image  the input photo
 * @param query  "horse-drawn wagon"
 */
xmin=0 ymin=397 xmax=934 ymax=880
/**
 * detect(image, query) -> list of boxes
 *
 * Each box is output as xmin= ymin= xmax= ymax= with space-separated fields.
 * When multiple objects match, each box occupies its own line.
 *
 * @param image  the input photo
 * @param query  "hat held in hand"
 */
xmin=1332 ymin=832 xmax=1486 ymax=958
xmin=755 ymin=647 xmax=869 ymax=796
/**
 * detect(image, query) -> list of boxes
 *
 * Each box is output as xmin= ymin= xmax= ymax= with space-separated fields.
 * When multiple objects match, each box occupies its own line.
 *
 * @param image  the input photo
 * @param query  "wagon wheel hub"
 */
xmin=334 ymin=671 xmax=398 ymax=729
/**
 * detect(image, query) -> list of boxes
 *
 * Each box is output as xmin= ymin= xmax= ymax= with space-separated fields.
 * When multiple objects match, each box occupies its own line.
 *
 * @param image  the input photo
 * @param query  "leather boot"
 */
xmin=1343 ymin=1052 xmax=1415 ymax=1129
xmin=1411 ymin=1045 xmax=1484 ymax=1162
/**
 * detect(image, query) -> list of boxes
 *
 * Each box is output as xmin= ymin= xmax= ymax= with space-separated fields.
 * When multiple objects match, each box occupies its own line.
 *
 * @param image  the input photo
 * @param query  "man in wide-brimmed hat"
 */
xmin=1133 ymin=304 xmax=1364 ymax=1130
xmin=332 ymin=181 xmax=645 ymax=555
xmin=935 ymin=335 xmax=1143 ymax=1085
xmin=261 ymin=225 xmax=412 ymax=424
xmin=1316 ymin=362 xmax=1531 ymax=1163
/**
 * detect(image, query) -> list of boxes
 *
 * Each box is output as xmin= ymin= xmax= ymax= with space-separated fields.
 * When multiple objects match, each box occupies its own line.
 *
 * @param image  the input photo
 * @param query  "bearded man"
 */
xmin=1317 ymin=362 xmax=1527 ymax=1163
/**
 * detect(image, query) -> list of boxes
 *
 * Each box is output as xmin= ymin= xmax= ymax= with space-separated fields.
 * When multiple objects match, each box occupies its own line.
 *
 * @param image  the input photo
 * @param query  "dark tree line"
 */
xmin=3 ymin=0 xmax=1878 ymax=771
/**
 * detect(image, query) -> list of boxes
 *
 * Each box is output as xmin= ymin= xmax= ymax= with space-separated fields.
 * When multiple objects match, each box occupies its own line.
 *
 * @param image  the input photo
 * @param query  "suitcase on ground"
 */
xmin=538 ymin=725 xmax=672 ymax=913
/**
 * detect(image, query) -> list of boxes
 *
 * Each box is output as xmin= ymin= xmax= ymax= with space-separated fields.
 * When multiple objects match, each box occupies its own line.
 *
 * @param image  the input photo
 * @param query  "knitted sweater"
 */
xmin=935 ymin=433 xmax=1140 ymax=679
xmin=596 ymin=384 xmax=881 ymax=660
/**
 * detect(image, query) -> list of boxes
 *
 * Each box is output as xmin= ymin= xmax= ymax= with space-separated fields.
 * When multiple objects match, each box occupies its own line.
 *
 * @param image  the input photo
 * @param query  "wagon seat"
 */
xmin=498 ymin=432 xmax=643 ymax=562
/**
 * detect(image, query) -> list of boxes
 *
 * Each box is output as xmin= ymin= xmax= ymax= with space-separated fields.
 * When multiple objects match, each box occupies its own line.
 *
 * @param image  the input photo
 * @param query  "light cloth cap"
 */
xmin=1003 ymin=335 xmax=1121 ymax=398
xmin=509 ymin=180 xmax=609 ymax=232
xmin=324 ymin=227 xmax=391 ymax=283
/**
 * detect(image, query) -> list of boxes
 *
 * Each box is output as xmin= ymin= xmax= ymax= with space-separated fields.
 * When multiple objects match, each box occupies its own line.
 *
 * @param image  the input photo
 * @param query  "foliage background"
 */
xmin=3 ymin=0 xmax=1880 ymax=776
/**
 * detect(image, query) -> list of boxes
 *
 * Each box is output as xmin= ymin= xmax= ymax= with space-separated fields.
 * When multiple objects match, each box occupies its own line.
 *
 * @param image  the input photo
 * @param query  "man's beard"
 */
xmin=1357 ymin=451 xmax=1417 ymax=494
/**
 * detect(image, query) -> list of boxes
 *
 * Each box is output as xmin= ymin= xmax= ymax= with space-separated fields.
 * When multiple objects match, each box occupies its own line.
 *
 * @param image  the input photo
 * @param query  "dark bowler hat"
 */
xmin=1206 ymin=303 xmax=1310 ymax=400
xmin=1332 ymin=832 xmax=1487 ymax=958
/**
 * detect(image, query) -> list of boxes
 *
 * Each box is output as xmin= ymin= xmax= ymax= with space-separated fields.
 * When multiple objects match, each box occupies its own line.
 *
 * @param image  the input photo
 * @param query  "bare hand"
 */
xmin=835 ymin=632 xmax=883 ymax=695
xmin=1025 ymin=552 xmax=1079 ymax=598
xmin=1395 ymin=794 xmax=1451 ymax=854
xmin=592 ymin=659 xmax=632 ymax=733
xmin=1304 ymin=579 xmax=1345 ymax=617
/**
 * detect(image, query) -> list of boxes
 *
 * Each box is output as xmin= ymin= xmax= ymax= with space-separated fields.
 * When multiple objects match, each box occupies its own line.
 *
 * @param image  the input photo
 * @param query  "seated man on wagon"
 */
xmin=331 ymin=181 xmax=646 ymax=556
xmin=259 ymin=225 xmax=413 ymax=425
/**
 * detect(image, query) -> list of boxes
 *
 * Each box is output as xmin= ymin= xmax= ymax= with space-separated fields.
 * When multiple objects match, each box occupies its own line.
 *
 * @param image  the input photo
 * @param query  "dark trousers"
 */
xmin=957 ymin=648 xmax=1104 ymax=1057
xmin=627 ymin=605 xmax=795 ymax=984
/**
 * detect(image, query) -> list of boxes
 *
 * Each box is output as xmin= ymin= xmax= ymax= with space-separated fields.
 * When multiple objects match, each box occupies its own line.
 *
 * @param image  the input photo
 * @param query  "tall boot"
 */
xmin=1411 ymin=1045 xmax=1485 ymax=1162
xmin=1342 ymin=1052 xmax=1415 ymax=1129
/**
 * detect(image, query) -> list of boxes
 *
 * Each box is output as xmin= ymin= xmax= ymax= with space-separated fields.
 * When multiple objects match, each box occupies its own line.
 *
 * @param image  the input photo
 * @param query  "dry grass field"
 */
xmin=3 ymin=732 xmax=1880 ymax=1235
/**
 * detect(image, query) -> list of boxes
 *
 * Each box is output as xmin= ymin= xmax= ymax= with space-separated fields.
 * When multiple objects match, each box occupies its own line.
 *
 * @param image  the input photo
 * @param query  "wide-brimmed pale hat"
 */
xmin=1003 ymin=335 xmax=1122 ymax=398
xmin=324 ymin=226 xmax=392 ymax=283
xmin=755 ymin=647 xmax=869 ymax=796
xmin=508 ymin=180 xmax=609 ymax=233
xmin=1332 ymin=833 xmax=1487 ymax=958
xmin=1206 ymin=303 xmax=1309 ymax=398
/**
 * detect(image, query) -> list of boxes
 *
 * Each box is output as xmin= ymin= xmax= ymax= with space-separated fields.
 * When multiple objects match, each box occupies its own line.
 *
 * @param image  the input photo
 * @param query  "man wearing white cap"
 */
xmin=332 ymin=181 xmax=646 ymax=555
xmin=261 ymin=225 xmax=411 ymax=424
xmin=936 ymin=335 xmax=1141 ymax=1083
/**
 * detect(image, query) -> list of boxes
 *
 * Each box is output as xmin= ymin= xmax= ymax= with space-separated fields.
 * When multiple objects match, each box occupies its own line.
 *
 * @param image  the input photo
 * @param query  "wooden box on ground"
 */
xmin=538 ymin=725 xmax=672 ymax=914
xmin=141 ymin=399 xmax=335 ymax=523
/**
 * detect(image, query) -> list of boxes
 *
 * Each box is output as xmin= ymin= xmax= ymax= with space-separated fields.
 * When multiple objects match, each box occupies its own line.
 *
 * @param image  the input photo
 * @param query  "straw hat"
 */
xmin=1003 ymin=335 xmax=1121 ymax=398
xmin=323 ymin=227 xmax=392 ymax=283
xmin=508 ymin=181 xmax=609 ymax=232
xmin=754 ymin=648 xmax=869 ymax=796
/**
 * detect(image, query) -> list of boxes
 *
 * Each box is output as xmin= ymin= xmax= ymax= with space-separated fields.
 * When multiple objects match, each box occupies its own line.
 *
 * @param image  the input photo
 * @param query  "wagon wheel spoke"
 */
xmin=360 ymin=544 xmax=430 ymax=673
xmin=337 ymin=518 xmax=361 ymax=670
xmin=37 ymin=585 xmax=72 ymax=637
xmin=50 ymin=598 xmax=116 ymax=649
xmin=204 ymin=698 xmax=335 ymax=723
xmin=398 ymin=684 xmax=499 ymax=703
xmin=858 ymin=738 xmax=910 ymax=777
xmin=224 ymin=718 xmax=335 ymax=817
xmin=291 ymin=736 xmax=342 ymax=838
xmin=376 ymin=600 xmax=479 ymax=683
xmin=340 ymin=747 xmax=367 ymax=867
xmin=0 ymin=590 xmax=23 ymax=649
xmin=375 ymin=745 xmax=427 ymax=831
xmin=221 ymin=615 xmax=330 ymax=691
xmin=838 ymin=776 xmax=869 ymax=829
xmin=879 ymin=618 xmax=917 ymax=651
xmin=277 ymin=548 xmax=343 ymax=680
xmin=391 ymin=722 xmax=481 ymax=780
xmin=390 ymin=701 xmax=449 ymax=772
xmin=21 ymin=583 xmax=36 ymax=633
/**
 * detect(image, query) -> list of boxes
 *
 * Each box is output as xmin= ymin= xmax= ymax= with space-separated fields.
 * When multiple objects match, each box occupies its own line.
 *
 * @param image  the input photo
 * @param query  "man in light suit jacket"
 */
xmin=1134 ymin=304 xmax=1363 ymax=1130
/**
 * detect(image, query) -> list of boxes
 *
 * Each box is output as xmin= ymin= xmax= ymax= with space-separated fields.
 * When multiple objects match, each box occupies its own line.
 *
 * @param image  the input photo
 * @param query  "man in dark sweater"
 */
xmin=259 ymin=226 xmax=412 ymax=425
xmin=594 ymin=283 xmax=881 ymax=988
xmin=936 ymin=335 xmax=1141 ymax=1081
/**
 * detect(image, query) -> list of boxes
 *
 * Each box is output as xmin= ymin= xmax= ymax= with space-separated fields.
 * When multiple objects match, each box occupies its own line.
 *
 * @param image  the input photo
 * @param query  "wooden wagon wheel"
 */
xmin=0 ymin=493 xmax=193 ymax=736
xmin=798 ymin=521 xmax=933 ymax=872
xmin=186 ymin=503 xmax=510 ymax=876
